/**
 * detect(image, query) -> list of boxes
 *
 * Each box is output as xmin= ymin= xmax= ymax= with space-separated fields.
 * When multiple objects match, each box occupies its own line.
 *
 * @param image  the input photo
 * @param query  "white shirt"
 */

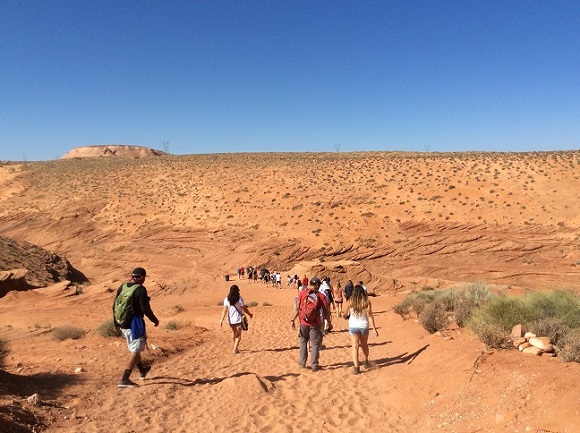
xmin=224 ymin=296 xmax=245 ymax=325
xmin=348 ymin=308 xmax=369 ymax=329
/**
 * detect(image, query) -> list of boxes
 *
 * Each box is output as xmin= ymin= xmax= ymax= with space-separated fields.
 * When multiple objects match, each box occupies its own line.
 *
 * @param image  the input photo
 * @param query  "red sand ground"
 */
xmin=1 ymin=150 xmax=579 ymax=432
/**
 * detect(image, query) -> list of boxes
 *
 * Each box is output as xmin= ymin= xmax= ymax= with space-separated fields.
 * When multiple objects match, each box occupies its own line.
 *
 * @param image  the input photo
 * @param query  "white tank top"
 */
xmin=348 ymin=308 xmax=369 ymax=329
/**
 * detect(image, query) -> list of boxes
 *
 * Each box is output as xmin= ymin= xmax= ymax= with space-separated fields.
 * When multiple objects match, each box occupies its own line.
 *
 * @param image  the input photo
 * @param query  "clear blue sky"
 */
xmin=1 ymin=1 xmax=579 ymax=161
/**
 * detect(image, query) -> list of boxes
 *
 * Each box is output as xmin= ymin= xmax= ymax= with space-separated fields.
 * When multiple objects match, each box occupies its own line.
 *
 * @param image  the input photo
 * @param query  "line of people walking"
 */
xmin=113 ymin=266 xmax=378 ymax=388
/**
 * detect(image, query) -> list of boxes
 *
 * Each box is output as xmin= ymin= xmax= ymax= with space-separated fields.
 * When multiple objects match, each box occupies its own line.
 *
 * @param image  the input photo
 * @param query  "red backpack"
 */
xmin=299 ymin=290 xmax=322 ymax=324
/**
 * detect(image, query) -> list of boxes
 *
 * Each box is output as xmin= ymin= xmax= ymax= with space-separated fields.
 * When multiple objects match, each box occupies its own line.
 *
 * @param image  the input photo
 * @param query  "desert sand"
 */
xmin=1 ymin=150 xmax=579 ymax=432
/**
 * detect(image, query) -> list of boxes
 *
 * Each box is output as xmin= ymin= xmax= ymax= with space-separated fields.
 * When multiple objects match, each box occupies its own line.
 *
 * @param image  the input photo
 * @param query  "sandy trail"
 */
xmin=38 ymin=281 xmax=474 ymax=433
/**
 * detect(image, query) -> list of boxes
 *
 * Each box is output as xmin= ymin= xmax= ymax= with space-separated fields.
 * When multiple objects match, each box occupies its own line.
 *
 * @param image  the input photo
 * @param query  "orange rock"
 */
xmin=529 ymin=337 xmax=553 ymax=352
xmin=511 ymin=324 xmax=524 ymax=338
xmin=519 ymin=342 xmax=531 ymax=351
xmin=524 ymin=332 xmax=537 ymax=339
xmin=522 ymin=346 xmax=543 ymax=356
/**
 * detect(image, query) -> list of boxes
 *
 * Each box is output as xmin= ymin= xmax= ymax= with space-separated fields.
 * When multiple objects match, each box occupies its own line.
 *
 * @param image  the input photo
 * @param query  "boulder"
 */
xmin=512 ymin=337 xmax=527 ymax=348
xmin=27 ymin=393 xmax=41 ymax=406
xmin=528 ymin=337 xmax=554 ymax=352
xmin=518 ymin=342 xmax=531 ymax=351
xmin=511 ymin=324 xmax=524 ymax=339
xmin=524 ymin=332 xmax=537 ymax=339
xmin=521 ymin=346 xmax=543 ymax=356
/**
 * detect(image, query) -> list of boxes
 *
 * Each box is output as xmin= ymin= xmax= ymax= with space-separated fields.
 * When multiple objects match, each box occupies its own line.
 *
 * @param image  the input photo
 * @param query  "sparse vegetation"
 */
xmin=52 ymin=326 xmax=86 ymax=341
xmin=165 ymin=320 xmax=181 ymax=330
xmin=172 ymin=305 xmax=185 ymax=314
xmin=96 ymin=320 xmax=122 ymax=338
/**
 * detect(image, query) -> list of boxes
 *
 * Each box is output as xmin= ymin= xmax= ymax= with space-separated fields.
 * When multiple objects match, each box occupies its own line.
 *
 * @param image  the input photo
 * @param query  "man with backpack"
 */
xmin=113 ymin=267 xmax=159 ymax=388
xmin=290 ymin=277 xmax=330 ymax=372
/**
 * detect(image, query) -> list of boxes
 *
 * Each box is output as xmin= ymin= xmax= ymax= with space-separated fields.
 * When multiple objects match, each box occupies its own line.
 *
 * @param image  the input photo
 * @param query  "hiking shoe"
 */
xmin=311 ymin=365 xmax=321 ymax=372
xmin=118 ymin=379 xmax=139 ymax=388
xmin=352 ymin=366 xmax=360 ymax=375
xmin=139 ymin=365 xmax=151 ymax=380
xmin=299 ymin=363 xmax=306 ymax=369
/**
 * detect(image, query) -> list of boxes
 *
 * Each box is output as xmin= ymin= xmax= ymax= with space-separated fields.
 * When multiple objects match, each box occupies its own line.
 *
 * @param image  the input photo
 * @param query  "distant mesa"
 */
xmin=61 ymin=144 xmax=169 ymax=159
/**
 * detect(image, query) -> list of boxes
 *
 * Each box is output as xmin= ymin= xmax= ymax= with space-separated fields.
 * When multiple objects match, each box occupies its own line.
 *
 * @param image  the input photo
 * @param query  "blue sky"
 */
xmin=1 ymin=1 xmax=579 ymax=161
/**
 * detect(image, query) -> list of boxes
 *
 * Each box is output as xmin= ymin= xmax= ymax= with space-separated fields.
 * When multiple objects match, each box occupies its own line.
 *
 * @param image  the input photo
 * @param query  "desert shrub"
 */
xmin=392 ymin=301 xmax=412 ymax=318
xmin=468 ymin=295 xmax=533 ymax=332
xmin=165 ymin=320 xmax=181 ymax=331
xmin=455 ymin=298 xmax=475 ymax=328
xmin=528 ymin=317 xmax=571 ymax=347
xmin=419 ymin=301 xmax=448 ymax=333
xmin=172 ymin=305 xmax=185 ymax=314
xmin=393 ymin=281 xmax=493 ymax=327
xmin=468 ymin=320 xmax=512 ymax=349
xmin=405 ymin=291 xmax=438 ymax=316
xmin=96 ymin=320 xmax=122 ymax=338
xmin=525 ymin=290 xmax=580 ymax=328
xmin=0 ymin=338 xmax=9 ymax=368
xmin=246 ymin=301 xmax=258 ymax=307
xmin=262 ymin=302 xmax=272 ymax=306
xmin=453 ymin=282 xmax=494 ymax=326
xmin=52 ymin=326 xmax=86 ymax=341
xmin=560 ymin=329 xmax=580 ymax=363
xmin=461 ymin=281 xmax=494 ymax=306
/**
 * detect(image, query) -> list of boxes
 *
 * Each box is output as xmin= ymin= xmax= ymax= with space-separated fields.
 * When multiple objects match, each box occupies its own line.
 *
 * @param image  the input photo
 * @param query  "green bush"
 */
xmin=0 ymin=338 xmax=9 ymax=368
xmin=96 ymin=320 xmax=122 ymax=338
xmin=467 ymin=295 xmax=532 ymax=333
xmin=52 ymin=326 xmax=86 ymax=341
xmin=393 ymin=281 xmax=493 ymax=329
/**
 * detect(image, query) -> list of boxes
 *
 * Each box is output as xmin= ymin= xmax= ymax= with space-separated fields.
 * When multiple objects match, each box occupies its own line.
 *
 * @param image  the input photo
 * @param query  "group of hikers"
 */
xmin=112 ymin=267 xmax=378 ymax=388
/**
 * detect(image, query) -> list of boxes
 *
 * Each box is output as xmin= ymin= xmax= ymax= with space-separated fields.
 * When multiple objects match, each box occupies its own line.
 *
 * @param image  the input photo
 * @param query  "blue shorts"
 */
xmin=349 ymin=327 xmax=369 ymax=336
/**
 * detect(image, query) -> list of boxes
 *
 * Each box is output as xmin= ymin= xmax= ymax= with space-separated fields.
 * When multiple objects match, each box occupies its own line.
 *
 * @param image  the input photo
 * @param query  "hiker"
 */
xmin=344 ymin=279 xmax=354 ymax=301
xmin=291 ymin=277 xmax=330 ymax=372
xmin=333 ymin=281 xmax=344 ymax=319
xmin=220 ymin=284 xmax=253 ymax=354
xmin=344 ymin=284 xmax=378 ymax=375
xmin=319 ymin=277 xmax=334 ymax=332
xmin=358 ymin=280 xmax=368 ymax=293
xmin=113 ymin=267 xmax=159 ymax=388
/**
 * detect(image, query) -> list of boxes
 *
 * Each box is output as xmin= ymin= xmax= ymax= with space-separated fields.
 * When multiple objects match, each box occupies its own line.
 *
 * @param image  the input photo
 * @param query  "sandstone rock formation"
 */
xmin=60 ymin=145 xmax=168 ymax=159
xmin=0 ymin=236 xmax=87 ymax=297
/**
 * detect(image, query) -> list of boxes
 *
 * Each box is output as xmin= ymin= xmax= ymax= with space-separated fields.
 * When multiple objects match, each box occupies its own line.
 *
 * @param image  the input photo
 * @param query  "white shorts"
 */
xmin=121 ymin=328 xmax=146 ymax=353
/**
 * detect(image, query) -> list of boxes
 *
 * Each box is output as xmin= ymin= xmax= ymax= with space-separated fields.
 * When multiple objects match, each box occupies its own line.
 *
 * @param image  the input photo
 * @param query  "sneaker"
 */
xmin=352 ymin=366 xmax=360 ymax=375
xmin=139 ymin=365 xmax=151 ymax=380
xmin=299 ymin=363 xmax=306 ymax=368
xmin=362 ymin=359 xmax=369 ymax=369
xmin=311 ymin=365 xmax=321 ymax=372
xmin=118 ymin=379 xmax=138 ymax=388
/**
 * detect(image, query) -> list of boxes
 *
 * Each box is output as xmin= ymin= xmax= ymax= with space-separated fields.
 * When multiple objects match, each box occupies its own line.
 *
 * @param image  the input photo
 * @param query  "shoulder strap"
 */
xmin=121 ymin=282 xmax=141 ymax=296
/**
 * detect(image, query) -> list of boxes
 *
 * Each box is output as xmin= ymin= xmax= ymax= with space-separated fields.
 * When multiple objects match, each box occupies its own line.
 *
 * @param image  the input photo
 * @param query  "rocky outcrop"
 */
xmin=61 ymin=145 xmax=168 ymax=159
xmin=0 ymin=236 xmax=88 ymax=297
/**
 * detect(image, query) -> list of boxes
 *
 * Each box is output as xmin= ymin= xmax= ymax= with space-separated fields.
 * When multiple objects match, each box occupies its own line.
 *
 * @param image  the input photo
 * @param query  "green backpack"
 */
xmin=113 ymin=283 xmax=140 ymax=327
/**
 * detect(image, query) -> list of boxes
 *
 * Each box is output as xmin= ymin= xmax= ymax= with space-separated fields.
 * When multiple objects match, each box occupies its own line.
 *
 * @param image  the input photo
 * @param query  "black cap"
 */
xmin=309 ymin=277 xmax=321 ymax=286
xmin=132 ymin=267 xmax=147 ymax=278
